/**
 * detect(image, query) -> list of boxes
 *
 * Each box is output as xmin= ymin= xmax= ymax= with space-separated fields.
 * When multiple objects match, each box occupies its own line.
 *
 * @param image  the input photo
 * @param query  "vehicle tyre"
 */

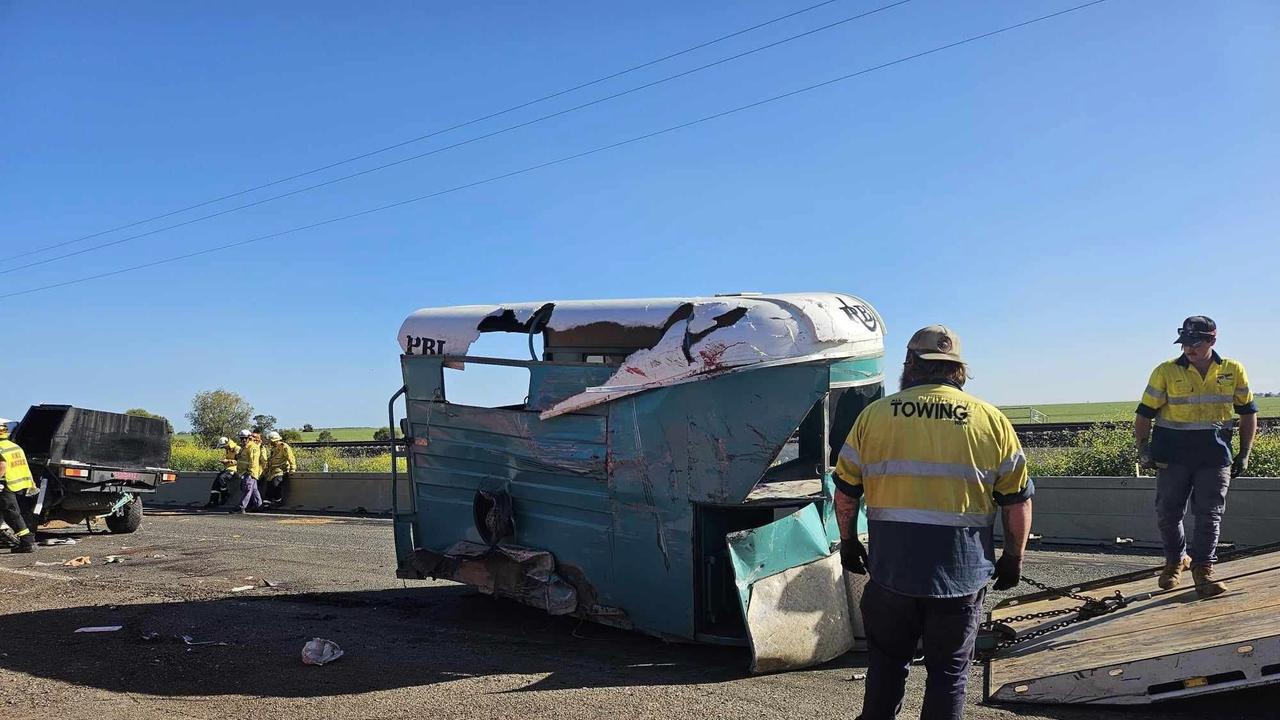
xmin=106 ymin=495 xmax=143 ymax=534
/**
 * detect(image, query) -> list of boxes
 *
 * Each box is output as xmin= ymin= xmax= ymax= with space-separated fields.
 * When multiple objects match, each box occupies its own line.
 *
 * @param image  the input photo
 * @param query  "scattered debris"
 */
xmin=262 ymin=578 xmax=278 ymax=588
xmin=278 ymin=518 xmax=340 ymax=525
xmin=229 ymin=585 xmax=254 ymax=593
xmin=141 ymin=632 xmax=161 ymax=641
xmin=41 ymin=538 xmax=76 ymax=546
xmin=301 ymin=638 xmax=344 ymax=666
xmin=63 ymin=556 xmax=92 ymax=567
xmin=104 ymin=555 xmax=125 ymax=564
xmin=150 ymin=554 xmax=166 ymax=558
xmin=74 ymin=626 xmax=122 ymax=633
xmin=180 ymin=634 xmax=229 ymax=647
xmin=1115 ymin=537 xmax=1134 ymax=545
xmin=33 ymin=561 xmax=61 ymax=567
xmin=1028 ymin=533 xmax=1043 ymax=541
xmin=848 ymin=672 xmax=867 ymax=682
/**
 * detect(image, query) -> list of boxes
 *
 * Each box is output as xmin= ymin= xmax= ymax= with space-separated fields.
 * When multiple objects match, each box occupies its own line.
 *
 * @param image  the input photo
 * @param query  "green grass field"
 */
xmin=1000 ymin=396 xmax=1280 ymax=423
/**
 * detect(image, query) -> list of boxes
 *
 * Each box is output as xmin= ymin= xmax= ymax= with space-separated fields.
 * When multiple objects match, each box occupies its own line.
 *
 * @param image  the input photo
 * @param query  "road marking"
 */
xmin=0 ymin=567 xmax=73 ymax=582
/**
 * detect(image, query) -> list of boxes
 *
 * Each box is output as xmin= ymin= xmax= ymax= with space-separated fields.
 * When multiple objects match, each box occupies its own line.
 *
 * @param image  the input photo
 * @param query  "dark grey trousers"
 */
xmin=1156 ymin=463 xmax=1230 ymax=566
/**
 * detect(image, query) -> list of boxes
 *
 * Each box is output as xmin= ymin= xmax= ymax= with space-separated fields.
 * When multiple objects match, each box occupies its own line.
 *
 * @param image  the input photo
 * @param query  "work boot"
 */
xmin=1193 ymin=565 xmax=1228 ymax=599
xmin=1158 ymin=556 xmax=1190 ymax=590
xmin=11 ymin=536 xmax=35 ymax=554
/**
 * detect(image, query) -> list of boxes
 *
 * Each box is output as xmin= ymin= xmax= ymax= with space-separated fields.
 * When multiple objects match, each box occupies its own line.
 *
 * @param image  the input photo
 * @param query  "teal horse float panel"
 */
xmin=391 ymin=294 xmax=884 ymax=670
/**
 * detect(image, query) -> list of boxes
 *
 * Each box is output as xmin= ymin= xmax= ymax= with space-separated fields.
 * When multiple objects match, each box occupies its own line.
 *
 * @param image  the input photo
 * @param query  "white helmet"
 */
xmin=268 ymin=431 xmax=282 ymax=442
xmin=217 ymin=436 xmax=229 ymax=447
xmin=239 ymin=429 xmax=252 ymax=438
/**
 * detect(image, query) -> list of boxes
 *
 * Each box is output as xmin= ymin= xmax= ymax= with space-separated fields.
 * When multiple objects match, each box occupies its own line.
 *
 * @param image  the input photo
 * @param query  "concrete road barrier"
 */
xmin=155 ymin=472 xmax=410 ymax=515
xmin=158 ymin=473 xmax=1280 ymax=547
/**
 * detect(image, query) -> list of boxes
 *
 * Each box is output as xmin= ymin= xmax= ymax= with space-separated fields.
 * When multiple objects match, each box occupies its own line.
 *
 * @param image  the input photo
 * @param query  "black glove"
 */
xmin=1137 ymin=443 xmax=1156 ymax=470
xmin=840 ymin=537 xmax=869 ymax=575
xmin=1231 ymin=452 xmax=1249 ymax=479
xmin=992 ymin=553 xmax=1022 ymax=591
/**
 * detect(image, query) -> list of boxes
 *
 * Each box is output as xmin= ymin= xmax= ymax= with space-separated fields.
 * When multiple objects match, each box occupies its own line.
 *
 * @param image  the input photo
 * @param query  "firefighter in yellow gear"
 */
xmin=232 ymin=429 xmax=265 ymax=513
xmin=206 ymin=436 xmax=241 ymax=507
xmin=0 ymin=419 xmax=38 ymax=553
xmin=261 ymin=431 xmax=297 ymax=506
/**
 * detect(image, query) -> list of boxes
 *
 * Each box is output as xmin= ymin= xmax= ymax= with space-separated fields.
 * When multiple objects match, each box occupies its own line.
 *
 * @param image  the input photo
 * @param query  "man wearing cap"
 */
xmin=260 ymin=431 xmax=297 ymax=507
xmin=0 ymin=419 xmax=38 ymax=553
xmin=232 ymin=429 xmax=264 ymax=514
xmin=205 ymin=435 xmax=241 ymax=508
xmin=1135 ymin=316 xmax=1256 ymax=598
xmin=834 ymin=326 xmax=1033 ymax=720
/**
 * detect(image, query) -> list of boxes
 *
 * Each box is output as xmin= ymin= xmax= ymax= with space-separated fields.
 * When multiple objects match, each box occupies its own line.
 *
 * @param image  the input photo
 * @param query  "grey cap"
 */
xmin=907 ymin=325 xmax=965 ymax=363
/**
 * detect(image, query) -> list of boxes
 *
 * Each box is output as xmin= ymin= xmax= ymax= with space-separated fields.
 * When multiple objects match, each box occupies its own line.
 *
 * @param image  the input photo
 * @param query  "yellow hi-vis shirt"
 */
xmin=222 ymin=440 xmax=241 ymax=470
xmin=237 ymin=439 xmax=264 ymax=479
xmin=262 ymin=441 xmax=296 ymax=480
xmin=1137 ymin=352 xmax=1256 ymax=468
xmin=0 ymin=439 xmax=36 ymax=494
xmin=834 ymin=382 xmax=1032 ymax=597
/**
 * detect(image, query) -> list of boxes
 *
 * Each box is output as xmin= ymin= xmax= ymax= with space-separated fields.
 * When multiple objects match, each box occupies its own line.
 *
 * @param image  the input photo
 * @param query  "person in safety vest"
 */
xmin=834 ymin=326 xmax=1033 ymax=720
xmin=1134 ymin=316 xmax=1256 ymax=598
xmin=261 ymin=431 xmax=296 ymax=506
xmin=232 ymin=429 xmax=264 ymax=514
xmin=0 ymin=419 xmax=38 ymax=553
xmin=206 ymin=435 xmax=241 ymax=508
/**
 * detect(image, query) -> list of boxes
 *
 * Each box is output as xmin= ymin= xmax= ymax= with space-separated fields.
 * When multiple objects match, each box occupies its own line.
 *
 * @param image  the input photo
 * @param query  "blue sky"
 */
xmin=3 ymin=0 xmax=1277 ymax=430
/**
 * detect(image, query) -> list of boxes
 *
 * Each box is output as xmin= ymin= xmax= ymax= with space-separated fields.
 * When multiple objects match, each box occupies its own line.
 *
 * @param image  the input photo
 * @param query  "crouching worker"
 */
xmin=0 ymin=419 xmax=37 ymax=553
xmin=206 ymin=435 xmax=241 ymax=508
xmin=834 ymin=326 xmax=1033 ymax=720
xmin=232 ymin=429 xmax=264 ymax=514
xmin=261 ymin=431 xmax=296 ymax=507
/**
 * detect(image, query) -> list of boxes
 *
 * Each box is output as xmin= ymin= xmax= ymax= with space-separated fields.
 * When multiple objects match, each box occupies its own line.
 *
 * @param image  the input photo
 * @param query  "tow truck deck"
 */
xmin=985 ymin=542 xmax=1280 ymax=705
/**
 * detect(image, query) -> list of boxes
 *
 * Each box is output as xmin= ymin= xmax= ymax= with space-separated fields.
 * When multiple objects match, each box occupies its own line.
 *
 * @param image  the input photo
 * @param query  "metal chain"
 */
xmin=977 ymin=575 xmax=1121 ymax=660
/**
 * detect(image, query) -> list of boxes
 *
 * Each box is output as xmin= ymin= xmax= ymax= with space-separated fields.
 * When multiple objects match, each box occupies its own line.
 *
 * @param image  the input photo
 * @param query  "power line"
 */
xmin=0 ymin=0 xmax=911 ymax=276
xmin=1 ymin=0 xmax=1113 ymax=301
xmin=3 ymin=0 xmax=851 ymax=264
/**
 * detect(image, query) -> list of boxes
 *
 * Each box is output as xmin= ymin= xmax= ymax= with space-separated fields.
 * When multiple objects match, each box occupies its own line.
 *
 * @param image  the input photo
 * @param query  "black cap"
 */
xmin=1174 ymin=315 xmax=1217 ymax=344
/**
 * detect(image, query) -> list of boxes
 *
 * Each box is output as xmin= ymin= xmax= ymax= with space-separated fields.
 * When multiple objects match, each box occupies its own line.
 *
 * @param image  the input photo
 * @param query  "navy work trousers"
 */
xmin=1156 ymin=463 xmax=1230 ymax=567
xmin=859 ymin=580 xmax=984 ymax=720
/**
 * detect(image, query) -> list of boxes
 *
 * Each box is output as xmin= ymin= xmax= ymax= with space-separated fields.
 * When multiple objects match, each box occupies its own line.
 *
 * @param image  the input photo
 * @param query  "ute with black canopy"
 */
xmin=7 ymin=404 xmax=175 ymax=534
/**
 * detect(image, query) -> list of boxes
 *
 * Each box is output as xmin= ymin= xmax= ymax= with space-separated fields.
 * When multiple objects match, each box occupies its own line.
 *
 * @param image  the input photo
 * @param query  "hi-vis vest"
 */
xmin=222 ymin=440 xmax=241 ymax=470
xmin=0 ymin=439 xmax=36 ymax=493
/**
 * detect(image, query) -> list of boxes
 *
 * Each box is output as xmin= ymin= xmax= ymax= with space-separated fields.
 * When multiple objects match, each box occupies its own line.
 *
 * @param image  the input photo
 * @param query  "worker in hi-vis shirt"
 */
xmin=834 ymin=326 xmax=1033 ymax=720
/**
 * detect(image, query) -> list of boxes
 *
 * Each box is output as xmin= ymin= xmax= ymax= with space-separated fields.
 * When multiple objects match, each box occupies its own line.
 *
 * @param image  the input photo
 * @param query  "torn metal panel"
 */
xmin=727 ymin=503 xmax=865 ymax=673
xmin=986 ymin=544 xmax=1280 ymax=705
xmin=400 ymin=541 xmax=577 ymax=615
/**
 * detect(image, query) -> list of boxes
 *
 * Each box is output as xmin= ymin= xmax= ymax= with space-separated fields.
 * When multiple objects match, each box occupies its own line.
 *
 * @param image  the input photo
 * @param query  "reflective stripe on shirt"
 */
xmin=867 ymin=506 xmax=996 ymax=527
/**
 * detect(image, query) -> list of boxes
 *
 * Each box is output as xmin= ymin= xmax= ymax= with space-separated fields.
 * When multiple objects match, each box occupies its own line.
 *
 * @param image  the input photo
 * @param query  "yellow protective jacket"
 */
xmin=262 ymin=441 xmax=296 ymax=480
xmin=1137 ymin=351 xmax=1255 ymax=468
xmin=222 ymin=440 xmax=241 ymax=470
xmin=834 ymin=382 xmax=1032 ymax=597
xmin=0 ymin=439 xmax=36 ymax=494
xmin=236 ymin=439 xmax=264 ymax=478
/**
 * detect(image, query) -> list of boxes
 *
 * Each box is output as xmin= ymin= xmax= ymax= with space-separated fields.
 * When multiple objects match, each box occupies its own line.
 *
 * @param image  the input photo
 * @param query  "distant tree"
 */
xmin=279 ymin=429 xmax=303 ymax=443
xmin=316 ymin=430 xmax=336 ymax=442
xmin=186 ymin=390 xmax=253 ymax=447
xmin=302 ymin=423 xmax=315 ymax=433
xmin=372 ymin=427 xmax=391 ymax=442
xmin=125 ymin=408 xmax=174 ymax=435
xmin=252 ymin=414 xmax=278 ymax=434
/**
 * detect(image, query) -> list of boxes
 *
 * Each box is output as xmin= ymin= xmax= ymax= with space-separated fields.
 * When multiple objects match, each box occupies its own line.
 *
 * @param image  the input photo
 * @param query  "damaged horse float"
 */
xmin=387 ymin=293 xmax=884 ymax=671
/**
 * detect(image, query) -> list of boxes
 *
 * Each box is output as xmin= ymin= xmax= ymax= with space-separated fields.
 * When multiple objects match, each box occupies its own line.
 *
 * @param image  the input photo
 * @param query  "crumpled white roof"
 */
xmin=398 ymin=293 xmax=885 ymax=417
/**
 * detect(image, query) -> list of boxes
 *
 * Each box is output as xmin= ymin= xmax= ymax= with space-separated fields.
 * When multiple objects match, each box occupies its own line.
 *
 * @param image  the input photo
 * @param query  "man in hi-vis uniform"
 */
xmin=0 ymin=419 xmax=38 ymax=553
xmin=834 ymin=326 xmax=1033 ymax=720
xmin=1135 ymin=316 xmax=1256 ymax=598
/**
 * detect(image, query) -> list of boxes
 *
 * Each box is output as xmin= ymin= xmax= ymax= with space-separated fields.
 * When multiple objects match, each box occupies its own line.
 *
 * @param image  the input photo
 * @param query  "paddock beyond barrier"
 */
xmin=157 ymin=473 xmax=1280 ymax=546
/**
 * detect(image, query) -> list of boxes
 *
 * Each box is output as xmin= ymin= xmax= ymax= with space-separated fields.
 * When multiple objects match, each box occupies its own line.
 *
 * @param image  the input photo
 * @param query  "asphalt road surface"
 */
xmin=0 ymin=510 xmax=1275 ymax=719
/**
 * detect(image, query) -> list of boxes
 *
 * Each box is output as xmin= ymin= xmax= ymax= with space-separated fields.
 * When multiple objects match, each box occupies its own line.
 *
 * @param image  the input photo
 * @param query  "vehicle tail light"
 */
xmin=64 ymin=468 xmax=90 ymax=478
xmin=161 ymin=472 xmax=177 ymax=484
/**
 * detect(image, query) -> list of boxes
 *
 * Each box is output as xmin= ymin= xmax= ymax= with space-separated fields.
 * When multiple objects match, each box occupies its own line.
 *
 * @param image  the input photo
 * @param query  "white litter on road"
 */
xmin=301 ymin=638 xmax=344 ymax=665
xmin=75 ymin=626 xmax=123 ymax=633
